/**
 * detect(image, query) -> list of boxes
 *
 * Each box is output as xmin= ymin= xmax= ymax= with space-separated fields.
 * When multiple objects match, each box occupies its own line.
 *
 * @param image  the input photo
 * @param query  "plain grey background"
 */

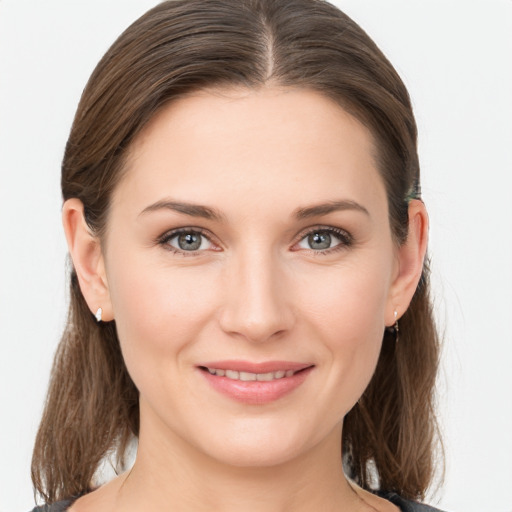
xmin=1 ymin=1 xmax=511 ymax=511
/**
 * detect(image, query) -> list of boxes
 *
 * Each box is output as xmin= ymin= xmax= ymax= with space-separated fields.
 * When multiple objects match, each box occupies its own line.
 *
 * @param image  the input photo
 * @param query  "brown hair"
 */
xmin=32 ymin=0 xmax=441 ymax=503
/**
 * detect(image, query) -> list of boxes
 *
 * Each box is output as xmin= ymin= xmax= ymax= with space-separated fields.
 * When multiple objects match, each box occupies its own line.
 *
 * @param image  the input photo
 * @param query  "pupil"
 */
xmin=309 ymin=231 xmax=331 ymax=250
xmin=178 ymin=232 xmax=201 ymax=250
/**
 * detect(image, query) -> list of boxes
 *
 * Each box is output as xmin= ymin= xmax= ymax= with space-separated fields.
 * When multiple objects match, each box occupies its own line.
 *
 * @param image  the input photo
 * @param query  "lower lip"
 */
xmin=199 ymin=367 xmax=314 ymax=405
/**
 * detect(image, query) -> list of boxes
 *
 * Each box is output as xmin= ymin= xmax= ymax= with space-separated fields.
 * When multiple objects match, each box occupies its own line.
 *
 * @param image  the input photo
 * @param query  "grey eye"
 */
xmin=177 ymin=232 xmax=202 ymax=250
xmin=297 ymin=229 xmax=347 ymax=251
xmin=307 ymin=231 xmax=332 ymax=250
xmin=166 ymin=231 xmax=212 ymax=251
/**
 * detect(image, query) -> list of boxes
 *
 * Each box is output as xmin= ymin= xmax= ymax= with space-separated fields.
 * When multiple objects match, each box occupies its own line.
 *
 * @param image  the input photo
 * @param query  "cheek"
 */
xmin=300 ymin=259 xmax=391 ymax=408
xmin=105 ymin=257 xmax=219 ymax=383
xmin=299 ymin=255 xmax=391 ymax=338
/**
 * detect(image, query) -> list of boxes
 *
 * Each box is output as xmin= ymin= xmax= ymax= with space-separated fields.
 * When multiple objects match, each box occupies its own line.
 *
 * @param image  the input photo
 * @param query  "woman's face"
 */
xmin=102 ymin=87 xmax=400 ymax=467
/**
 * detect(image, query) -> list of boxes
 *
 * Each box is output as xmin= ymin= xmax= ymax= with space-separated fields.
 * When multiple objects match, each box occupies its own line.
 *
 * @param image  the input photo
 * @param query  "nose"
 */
xmin=218 ymin=248 xmax=295 ymax=343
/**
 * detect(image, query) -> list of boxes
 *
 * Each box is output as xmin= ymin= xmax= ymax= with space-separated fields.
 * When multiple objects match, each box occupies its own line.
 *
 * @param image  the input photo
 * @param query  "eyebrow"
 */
xmin=139 ymin=200 xmax=225 ymax=222
xmin=293 ymin=200 xmax=370 ymax=219
xmin=139 ymin=198 xmax=369 ymax=222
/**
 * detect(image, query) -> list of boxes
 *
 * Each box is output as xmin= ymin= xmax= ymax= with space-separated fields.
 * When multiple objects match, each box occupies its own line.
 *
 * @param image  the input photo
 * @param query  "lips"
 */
xmin=204 ymin=367 xmax=296 ymax=381
xmin=197 ymin=360 xmax=314 ymax=405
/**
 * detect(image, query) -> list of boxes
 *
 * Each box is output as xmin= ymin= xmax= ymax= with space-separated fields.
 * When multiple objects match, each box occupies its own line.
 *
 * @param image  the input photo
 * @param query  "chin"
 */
xmin=190 ymin=415 xmax=332 ymax=470
xmin=205 ymin=439 xmax=307 ymax=469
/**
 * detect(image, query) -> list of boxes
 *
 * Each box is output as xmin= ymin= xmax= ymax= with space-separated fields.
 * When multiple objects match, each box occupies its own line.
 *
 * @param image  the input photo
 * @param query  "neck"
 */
xmin=114 ymin=411 xmax=364 ymax=512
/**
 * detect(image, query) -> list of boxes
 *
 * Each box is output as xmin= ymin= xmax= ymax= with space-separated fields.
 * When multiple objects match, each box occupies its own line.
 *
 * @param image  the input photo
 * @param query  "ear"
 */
xmin=62 ymin=198 xmax=114 ymax=322
xmin=386 ymin=199 xmax=429 ymax=326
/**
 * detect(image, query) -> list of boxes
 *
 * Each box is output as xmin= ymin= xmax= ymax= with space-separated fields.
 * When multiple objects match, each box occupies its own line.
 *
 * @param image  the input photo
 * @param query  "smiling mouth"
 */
xmin=197 ymin=361 xmax=314 ymax=404
xmin=199 ymin=367 xmax=305 ymax=381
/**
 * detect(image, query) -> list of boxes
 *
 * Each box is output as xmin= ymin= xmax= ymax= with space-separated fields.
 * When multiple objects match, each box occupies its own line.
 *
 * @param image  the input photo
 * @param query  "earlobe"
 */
xmin=62 ymin=198 xmax=114 ymax=322
xmin=387 ymin=199 xmax=429 ymax=326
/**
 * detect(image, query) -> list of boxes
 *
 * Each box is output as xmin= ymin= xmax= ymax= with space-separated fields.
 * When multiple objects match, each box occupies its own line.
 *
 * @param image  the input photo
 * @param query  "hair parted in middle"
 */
xmin=32 ymin=0 xmax=440 ymax=503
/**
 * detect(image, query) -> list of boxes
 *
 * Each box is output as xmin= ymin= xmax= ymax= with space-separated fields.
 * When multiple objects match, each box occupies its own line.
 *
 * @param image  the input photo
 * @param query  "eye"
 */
xmin=159 ymin=229 xmax=215 ymax=253
xmin=296 ymin=227 xmax=351 ymax=252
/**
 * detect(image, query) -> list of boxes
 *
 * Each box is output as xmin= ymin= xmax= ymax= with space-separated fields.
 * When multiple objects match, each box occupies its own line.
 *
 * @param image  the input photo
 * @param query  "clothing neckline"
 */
xmin=36 ymin=490 xmax=445 ymax=512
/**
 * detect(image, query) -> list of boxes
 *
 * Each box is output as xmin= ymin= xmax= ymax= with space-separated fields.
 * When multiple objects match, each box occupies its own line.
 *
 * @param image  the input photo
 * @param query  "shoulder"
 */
xmin=379 ymin=491 xmax=448 ymax=512
xmin=28 ymin=499 xmax=74 ymax=512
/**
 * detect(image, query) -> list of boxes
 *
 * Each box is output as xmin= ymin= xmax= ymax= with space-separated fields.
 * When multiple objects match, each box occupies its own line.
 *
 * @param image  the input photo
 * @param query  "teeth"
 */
xmin=256 ymin=372 xmax=274 ymax=381
xmin=239 ymin=371 xmax=257 ymax=381
xmin=205 ymin=367 xmax=298 ymax=381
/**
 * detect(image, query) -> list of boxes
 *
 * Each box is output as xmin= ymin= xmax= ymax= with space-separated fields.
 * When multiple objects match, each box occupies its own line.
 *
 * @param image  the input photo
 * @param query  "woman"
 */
xmin=30 ymin=0 xmax=444 ymax=510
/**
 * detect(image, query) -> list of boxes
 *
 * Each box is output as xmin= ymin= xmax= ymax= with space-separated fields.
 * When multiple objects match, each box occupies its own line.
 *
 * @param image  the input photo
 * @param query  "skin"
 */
xmin=63 ymin=86 xmax=428 ymax=512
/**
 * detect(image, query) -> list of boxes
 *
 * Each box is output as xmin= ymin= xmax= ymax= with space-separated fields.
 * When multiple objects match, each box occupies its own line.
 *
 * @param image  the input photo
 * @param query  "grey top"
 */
xmin=30 ymin=500 xmax=73 ymax=512
xmin=378 ymin=492 xmax=446 ymax=512
xmin=29 ymin=492 xmax=447 ymax=511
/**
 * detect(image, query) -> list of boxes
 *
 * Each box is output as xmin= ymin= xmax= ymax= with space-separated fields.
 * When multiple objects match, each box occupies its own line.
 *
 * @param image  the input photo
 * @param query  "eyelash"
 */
xmin=157 ymin=227 xmax=217 ymax=257
xmin=157 ymin=226 xmax=353 ymax=256
xmin=294 ymin=226 xmax=353 ymax=256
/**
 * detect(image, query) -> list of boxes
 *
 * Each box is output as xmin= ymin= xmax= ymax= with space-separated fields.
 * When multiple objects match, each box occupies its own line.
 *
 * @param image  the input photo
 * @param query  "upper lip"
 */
xmin=198 ymin=360 xmax=313 ymax=373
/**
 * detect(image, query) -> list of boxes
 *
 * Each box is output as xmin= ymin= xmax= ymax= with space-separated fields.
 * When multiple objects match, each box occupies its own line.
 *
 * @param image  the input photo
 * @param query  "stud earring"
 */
xmin=95 ymin=307 xmax=103 ymax=323
xmin=386 ymin=310 xmax=399 ymax=343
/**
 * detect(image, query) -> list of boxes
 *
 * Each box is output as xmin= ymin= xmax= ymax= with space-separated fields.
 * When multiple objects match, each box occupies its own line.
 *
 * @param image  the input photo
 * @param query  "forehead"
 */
xmin=114 ymin=86 xmax=386 ymax=218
